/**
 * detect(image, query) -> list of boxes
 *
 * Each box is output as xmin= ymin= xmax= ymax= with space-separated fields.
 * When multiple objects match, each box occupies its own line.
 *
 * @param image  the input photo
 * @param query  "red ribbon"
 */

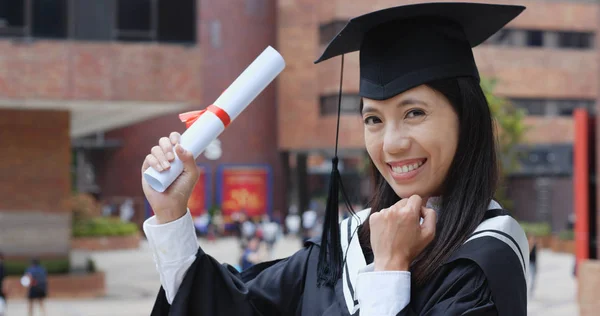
xmin=179 ymin=104 xmax=231 ymax=129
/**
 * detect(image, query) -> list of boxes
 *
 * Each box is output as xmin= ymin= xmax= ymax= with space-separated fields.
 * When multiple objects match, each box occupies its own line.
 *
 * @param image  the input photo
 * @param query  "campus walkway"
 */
xmin=5 ymin=237 xmax=578 ymax=316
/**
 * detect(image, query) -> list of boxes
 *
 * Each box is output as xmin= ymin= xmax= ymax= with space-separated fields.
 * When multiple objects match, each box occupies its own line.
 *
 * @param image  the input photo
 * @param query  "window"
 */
xmin=0 ymin=0 xmax=68 ymax=38
xmin=32 ymin=0 xmax=67 ymax=38
xmin=0 ymin=0 xmax=27 ymax=37
xmin=484 ymin=28 xmax=595 ymax=50
xmin=319 ymin=20 xmax=347 ymax=45
xmin=510 ymin=99 xmax=546 ymax=116
xmin=320 ymin=94 xmax=361 ymax=116
xmin=526 ymin=30 xmax=544 ymax=47
xmin=157 ymin=0 xmax=195 ymax=43
xmin=509 ymin=98 xmax=595 ymax=116
xmin=0 ymin=0 xmax=196 ymax=45
xmin=557 ymin=31 xmax=594 ymax=49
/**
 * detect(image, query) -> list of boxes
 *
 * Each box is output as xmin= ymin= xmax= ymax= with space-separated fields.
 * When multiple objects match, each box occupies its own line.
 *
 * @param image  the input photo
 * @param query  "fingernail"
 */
xmin=167 ymin=152 xmax=175 ymax=160
xmin=162 ymin=161 xmax=170 ymax=169
xmin=156 ymin=165 xmax=163 ymax=172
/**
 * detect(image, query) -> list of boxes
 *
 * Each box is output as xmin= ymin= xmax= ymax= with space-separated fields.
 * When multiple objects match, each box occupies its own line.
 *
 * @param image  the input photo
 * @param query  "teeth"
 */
xmin=392 ymin=161 xmax=424 ymax=174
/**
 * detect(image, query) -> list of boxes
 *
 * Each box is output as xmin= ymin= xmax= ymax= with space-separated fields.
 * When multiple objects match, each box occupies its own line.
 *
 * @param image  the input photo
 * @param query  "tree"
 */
xmin=481 ymin=77 xmax=530 ymax=210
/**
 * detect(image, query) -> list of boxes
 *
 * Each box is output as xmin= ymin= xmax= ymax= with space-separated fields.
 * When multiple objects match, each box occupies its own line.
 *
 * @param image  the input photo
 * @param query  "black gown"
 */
xmin=150 ymin=209 xmax=528 ymax=316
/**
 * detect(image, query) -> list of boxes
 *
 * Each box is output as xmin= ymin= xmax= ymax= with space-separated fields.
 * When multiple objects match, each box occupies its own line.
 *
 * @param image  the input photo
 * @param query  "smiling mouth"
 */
xmin=389 ymin=159 xmax=427 ymax=174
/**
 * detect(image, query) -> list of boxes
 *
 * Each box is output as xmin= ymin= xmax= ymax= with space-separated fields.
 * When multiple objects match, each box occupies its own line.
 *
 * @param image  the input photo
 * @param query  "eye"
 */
xmin=405 ymin=109 xmax=426 ymax=119
xmin=363 ymin=116 xmax=382 ymax=125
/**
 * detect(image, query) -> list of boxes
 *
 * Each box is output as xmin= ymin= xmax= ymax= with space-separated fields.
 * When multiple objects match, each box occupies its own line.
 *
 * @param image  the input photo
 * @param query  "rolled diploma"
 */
xmin=143 ymin=46 xmax=286 ymax=193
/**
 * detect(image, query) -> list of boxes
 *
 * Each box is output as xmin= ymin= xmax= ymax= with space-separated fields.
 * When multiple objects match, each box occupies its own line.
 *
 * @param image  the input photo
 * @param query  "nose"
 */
xmin=382 ymin=126 xmax=411 ymax=154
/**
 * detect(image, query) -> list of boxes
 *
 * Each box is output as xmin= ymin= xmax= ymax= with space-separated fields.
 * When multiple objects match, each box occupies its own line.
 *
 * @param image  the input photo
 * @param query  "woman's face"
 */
xmin=362 ymin=84 xmax=459 ymax=200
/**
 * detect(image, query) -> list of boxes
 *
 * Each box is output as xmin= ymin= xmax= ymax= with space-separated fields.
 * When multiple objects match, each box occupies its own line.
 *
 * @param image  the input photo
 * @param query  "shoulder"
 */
xmin=460 ymin=212 xmax=529 ymax=275
xmin=447 ymin=211 xmax=528 ymax=316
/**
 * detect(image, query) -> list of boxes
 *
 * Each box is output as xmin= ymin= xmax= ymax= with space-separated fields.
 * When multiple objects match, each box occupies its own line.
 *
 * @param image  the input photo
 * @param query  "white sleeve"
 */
xmin=356 ymin=264 xmax=411 ymax=316
xmin=143 ymin=209 xmax=199 ymax=305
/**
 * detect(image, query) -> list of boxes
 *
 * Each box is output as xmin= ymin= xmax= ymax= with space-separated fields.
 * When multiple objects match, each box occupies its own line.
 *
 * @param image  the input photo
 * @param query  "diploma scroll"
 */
xmin=143 ymin=46 xmax=286 ymax=192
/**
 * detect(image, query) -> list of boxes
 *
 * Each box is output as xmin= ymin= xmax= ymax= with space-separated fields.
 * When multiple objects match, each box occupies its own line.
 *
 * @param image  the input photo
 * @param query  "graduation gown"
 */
xmin=150 ymin=208 xmax=528 ymax=316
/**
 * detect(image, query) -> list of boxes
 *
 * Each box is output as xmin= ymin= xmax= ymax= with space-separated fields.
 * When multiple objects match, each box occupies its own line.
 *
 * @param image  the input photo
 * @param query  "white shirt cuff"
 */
xmin=356 ymin=264 xmax=411 ymax=316
xmin=143 ymin=209 xmax=199 ymax=304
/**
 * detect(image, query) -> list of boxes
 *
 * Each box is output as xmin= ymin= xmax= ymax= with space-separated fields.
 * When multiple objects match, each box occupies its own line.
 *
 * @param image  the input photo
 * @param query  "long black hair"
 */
xmin=359 ymin=76 xmax=499 ymax=287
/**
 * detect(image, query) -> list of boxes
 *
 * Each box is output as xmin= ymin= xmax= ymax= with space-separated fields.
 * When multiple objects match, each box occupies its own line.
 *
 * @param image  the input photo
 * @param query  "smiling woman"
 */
xmin=141 ymin=2 xmax=530 ymax=316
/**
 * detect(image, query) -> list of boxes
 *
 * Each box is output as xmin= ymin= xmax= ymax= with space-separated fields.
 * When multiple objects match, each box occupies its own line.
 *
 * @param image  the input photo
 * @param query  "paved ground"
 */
xmin=5 ymin=237 xmax=578 ymax=316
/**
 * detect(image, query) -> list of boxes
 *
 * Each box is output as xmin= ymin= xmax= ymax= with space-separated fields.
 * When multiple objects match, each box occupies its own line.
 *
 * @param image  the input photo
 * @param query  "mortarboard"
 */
xmin=313 ymin=2 xmax=525 ymax=287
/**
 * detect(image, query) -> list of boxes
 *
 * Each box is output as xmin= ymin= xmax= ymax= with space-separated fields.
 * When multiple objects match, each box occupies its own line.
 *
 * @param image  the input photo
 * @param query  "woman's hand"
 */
xmin=141 ymin=132 xmax=200 ymax=224
xmin=369 ymin=195 xmax=437 ymax=271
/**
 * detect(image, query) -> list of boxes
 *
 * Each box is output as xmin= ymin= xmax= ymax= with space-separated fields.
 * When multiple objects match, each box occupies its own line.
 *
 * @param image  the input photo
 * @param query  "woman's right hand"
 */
xmin=141 ymin=132 xmax=200 ymax=224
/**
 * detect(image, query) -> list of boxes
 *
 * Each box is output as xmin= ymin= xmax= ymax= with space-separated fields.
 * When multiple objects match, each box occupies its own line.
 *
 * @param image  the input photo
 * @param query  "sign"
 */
xmin=217 ymin=165 xmax=272 ymax=222
xmin=146 ymin=164 xmax=211 ymax=219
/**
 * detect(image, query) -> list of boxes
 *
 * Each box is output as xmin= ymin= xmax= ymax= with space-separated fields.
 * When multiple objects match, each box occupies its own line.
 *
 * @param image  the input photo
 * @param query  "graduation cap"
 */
xmin=313 ymin=2 xmax=525 ymax=287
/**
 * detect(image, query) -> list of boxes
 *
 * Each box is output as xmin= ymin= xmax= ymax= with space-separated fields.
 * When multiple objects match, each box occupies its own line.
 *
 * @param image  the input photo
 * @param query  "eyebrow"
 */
xmin=361 ymin=98 xmax=429 ymax=115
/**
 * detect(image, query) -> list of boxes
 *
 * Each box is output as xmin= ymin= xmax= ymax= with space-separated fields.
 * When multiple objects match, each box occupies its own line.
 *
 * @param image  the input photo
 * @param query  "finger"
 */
xmin=390 ymin=198 xmax=409 ymax=211
xmin=151 ymin=145 xmax=171 ymax=170
xmin=406 ymin=195 xmax=422 ymax=212
xmin=170 ymin=132 xmax=181 ymax=146
xmin=420 ymin=207 xmax=437 ymax=239
xmin=143 ymin=154 xmax=163 ymax=172
xmin=159 ymin=137 xmax=175 ymax=161
xmin=175 ymin=144 xmax=197 ymax=172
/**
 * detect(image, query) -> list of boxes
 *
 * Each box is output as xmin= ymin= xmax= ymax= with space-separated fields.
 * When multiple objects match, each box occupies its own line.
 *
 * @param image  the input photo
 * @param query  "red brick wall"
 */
xmin=71 ymin=234 xmax=140 ymax=251
xmin=0 ymin=41 xmax=202 ymax=103
xmin=4 ymin=272 xmax=105 ymax=299
xmin=0 ymin=109 xmax=71 ymax=212
xmin=97 ymin=0 xmax=288 ymax=217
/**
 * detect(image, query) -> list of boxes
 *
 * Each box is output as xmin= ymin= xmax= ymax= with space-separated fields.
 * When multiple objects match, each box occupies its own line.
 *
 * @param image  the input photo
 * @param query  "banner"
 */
xmin=146 ymin=164 xmax=211 ymax=219
xmin=217 ymin=165 xmax=272 ymax=222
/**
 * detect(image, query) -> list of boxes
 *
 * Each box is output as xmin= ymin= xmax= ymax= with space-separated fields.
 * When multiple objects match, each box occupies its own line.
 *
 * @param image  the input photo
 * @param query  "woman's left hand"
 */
xmin=369 ymin=195 xmax=437 ymax=271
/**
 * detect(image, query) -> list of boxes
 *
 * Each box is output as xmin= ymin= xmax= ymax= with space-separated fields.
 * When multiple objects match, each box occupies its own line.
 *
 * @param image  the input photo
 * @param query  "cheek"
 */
xmin=365 ymin=130 xmax=383 ymax=167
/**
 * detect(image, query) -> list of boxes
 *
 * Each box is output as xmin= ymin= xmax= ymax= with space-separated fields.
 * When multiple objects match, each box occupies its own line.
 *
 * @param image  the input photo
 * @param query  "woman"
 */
xmin=142 ymin=2 xmax=529 ymax=315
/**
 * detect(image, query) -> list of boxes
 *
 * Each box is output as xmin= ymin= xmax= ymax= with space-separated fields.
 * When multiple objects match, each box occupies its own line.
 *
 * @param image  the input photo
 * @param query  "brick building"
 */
xmin=278 ymin=0 xmax=599 ymax=234
xmin=0 ymin=0 xmax=285 ymax=258
xmin=0 ymin=0 xmax=598 ymax=261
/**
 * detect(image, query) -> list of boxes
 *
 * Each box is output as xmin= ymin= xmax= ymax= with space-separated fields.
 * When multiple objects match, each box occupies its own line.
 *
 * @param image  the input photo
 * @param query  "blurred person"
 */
xmin=141 ymin=3 xmax=529 ymax=315
xmin=23 ymin=258 xmax=47 ymax=316
xmin=528 ymin=235 xmax=538 ymax=298
xmin=261 ymin=218 xmax=281 ymax=260
xmin=240 ymin=235 xmax=268 ymax=271
xmin=301 ymin=209 xmax=317 ymax=242
xmin=284 ymin=211 xmax=301 ymax=235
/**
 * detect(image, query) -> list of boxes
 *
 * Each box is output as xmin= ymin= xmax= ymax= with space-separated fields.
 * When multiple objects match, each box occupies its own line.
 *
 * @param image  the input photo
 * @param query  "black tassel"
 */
xmin=317 ymin=54 xmax=346 ymax=288
xmin=317 ymin=157 xmax=342 ymax=287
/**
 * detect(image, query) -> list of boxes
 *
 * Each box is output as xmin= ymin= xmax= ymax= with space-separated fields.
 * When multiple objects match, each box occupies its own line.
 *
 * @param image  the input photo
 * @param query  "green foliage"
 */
xmin=73 ymin=217 xmax=139 ymax=238
xmin=481 ymin=77 xmax=530 ymax=210
xmin=519 ymin=221 xmax=552 ymax=237
xmin=4 ymin=258 xmax=70 ymax=276
xmin=558 ymin=229 xmax=574 ymax=241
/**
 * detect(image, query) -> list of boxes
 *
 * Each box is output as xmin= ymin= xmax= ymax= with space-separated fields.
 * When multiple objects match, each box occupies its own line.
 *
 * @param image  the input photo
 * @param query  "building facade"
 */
xmin=0 ymin=0 xmax=284 ymax=258
xmin=277 ymin=0 xmax=598 ymax=233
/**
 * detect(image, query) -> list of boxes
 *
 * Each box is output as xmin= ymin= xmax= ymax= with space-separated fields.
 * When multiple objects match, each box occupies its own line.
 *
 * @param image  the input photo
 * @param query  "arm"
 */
xmin=146 ymin=210 xmax=312 ymax=316
xmin=143 ymin=209 xmax=199 ymax=304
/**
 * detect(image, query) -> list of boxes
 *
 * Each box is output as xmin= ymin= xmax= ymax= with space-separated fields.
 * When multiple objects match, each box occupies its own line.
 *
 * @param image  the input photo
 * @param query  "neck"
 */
xmin=425 ymin=196 xmax=443 ymax=212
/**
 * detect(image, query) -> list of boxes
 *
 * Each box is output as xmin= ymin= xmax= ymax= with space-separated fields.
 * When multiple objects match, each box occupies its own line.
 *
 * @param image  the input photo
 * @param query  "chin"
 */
xmin=389 ymin=185 xmax=425 ymax=200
